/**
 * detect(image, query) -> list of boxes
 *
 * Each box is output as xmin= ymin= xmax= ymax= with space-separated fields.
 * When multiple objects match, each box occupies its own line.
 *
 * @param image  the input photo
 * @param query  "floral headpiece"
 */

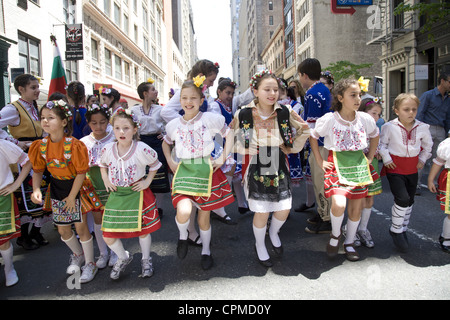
xmin=321 ymin=71 xmax=335 ymax=84
xmin=193 ymin=75 xmax=206 ymax=89
xmin=115 ymin=107 xmax=141 ymax=128
xmin=373 ymin=97 xmax=384 ymax=104
xmin=214 ymin=62 xmax=220 ymax=69
xmin=250 ymin=69 xmax=272 ymax=89
xmin=101 ymin=87 xmax=112 ymax=95
xmin=87 ymin=103 xmax=111 ymax=117
xmin=45 ymin=100 xmax=73 ymax=121
xmin=358 ymin=76 xmax=370 ymax=93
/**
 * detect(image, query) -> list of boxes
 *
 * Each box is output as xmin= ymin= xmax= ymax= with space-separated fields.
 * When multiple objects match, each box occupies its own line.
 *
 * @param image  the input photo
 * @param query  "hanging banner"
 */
xmin=65 ymin=24 xmax=84 ymax=61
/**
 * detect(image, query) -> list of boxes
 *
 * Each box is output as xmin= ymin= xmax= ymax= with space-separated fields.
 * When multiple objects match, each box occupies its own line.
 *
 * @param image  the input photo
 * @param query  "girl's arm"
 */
xmin=288 ymin=109 xmax=310 ymax=154
xmin=0 ymin=161 xmax=32 ymax=196
xmin=366 ymin=136 xmax=380 ymax=164
xmin=309 ymin=137 xmax=333 ymax=172
xmin=427 ymin=162 xmax=442 ymax=193
xmin=100 ymin=167 xmax=116 ymax=192
xmin=62 ymin=173 xmax=86 ymax=213
xmin=162 ymin=140 xmax=178 ymax=173
xmin=30 ymin=171 xmax=44 ymax=204
xmin=132 ymin=169 xmax=157 ymax=192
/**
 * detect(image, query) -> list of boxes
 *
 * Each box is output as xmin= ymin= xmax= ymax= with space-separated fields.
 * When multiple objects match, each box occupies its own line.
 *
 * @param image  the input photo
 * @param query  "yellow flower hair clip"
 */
xmin=193 ymin=75 xmax=206 ymax=88
xmin=358 ymin=76 xmax=370 ymax=93
xmin=147 ymin=78 xmax=155 ymax=84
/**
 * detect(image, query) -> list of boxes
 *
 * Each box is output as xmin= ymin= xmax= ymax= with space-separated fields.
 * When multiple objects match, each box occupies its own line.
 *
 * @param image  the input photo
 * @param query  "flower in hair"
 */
xmin=193 ymin=75 xmax=206 ymax=88
xmin=102 ymin=87 xmax=112 ymax=95
xmin=115 ymin=107 xmax=141 ymax=128
xmin=214 ymin=62 xmax=220 ymax=69
xmin=358 ymin=76 xmax=370 ymax=93
xmin=45 ymin=100 xmax=73 ymax=121
xmin=147 ymin=78 xmax=155 ymax=84
xmin=373 ymin=97 xmax=384 ymax=104
xmin=88 ymin=103 xmax=111 ymax=117
xmin=250 ymin=69 xmax=272 ymax=89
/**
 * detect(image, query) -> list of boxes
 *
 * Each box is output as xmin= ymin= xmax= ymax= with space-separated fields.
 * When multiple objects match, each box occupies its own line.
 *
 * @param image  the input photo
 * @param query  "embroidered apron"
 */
xmin=172 ymin=157 xmax=213 ymax=197
xmin=333 ymin=150 xmax=373 ymax=186
xmin=0 ymin=194 xmax=16 ymax=235
xmin=102 ymin=187 xmax=143 ymax=233
xmin=86 ymin=166 xmax=109 ymax=209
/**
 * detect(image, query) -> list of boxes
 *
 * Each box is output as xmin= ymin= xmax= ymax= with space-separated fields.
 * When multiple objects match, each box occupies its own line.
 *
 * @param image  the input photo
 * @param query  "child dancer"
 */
xmin=0 ymin=140 xmax=32 ymax=286
xmin=101 ymin=87 xmax=122 ymax=117
xmin=99 ymin=109 xmax=162 ymax=279
xmin=231 ymin=70 xmax=310 ymax=267
xmin=309 ymin=78 xmax=380 ymax=261
xmin=80 ymin=104 xmax=115 ymax=268
xmin=66 ymin=81 xmax=89 ymax=139
xmin=162 ymin=77 xmax=235 ymax=270
xmin=379 ymin=93 xmax=432 ymax=253
xmin=29 ymin=100 xmax=99 ymax=283
xmin=428 ymin=137 xmax=450 ymax=253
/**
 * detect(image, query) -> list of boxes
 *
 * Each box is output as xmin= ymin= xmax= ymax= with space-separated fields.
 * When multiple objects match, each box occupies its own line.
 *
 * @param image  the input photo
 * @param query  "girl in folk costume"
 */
xmin=66 ymin=81 xmax=89 ymax=139
xmin=99 ymin=109 xmax=162 ymax=280
xmin=428 ymin=137 xmax=450 ymax=253
xmin=231 ymin=70 xmax=310 ymax=267
xmin=101 ymin=87 xmax=122 ymax=118
xmin=0 ymin=140 xmax=32 ymax=286
xmin=0 ymin=74 xmax=49 ymax=250
xmin=80 ymin=104 xmax=116 ymax=268
xmin=132 ymin=79 xmax=170 ymax=214
xmin=309 ymin=78 xmax=380 ymax=262
xmin=29 ymin=100 xmax=100 ymax=283
xmin=162 ymin=77 xmax=235 ymax=270
xmin=379 ymin=93 xmax=432 ymax=253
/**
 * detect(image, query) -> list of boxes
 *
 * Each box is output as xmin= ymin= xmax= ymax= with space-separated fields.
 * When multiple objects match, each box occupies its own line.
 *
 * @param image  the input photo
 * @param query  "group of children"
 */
xmin=0 ymin=58 xmax=448 ymax=288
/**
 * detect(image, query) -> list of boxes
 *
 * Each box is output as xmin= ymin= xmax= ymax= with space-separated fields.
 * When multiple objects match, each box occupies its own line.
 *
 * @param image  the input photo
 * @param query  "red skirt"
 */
xmin=172 ymin=169 xmax=234 ymax=211
xmin=437 ymin=169 xmax=449 ymax=213
xmin=103 ymin=187 xmax=161 ymax=239
xmin=0 ymin=196 xmax=20 ymax=246
xmin=324 ymin=151 xmax=380 ymax=200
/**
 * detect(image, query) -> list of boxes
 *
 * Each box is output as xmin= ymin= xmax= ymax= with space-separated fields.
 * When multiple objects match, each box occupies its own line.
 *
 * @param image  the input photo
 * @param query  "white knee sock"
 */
xmin=344 ymin=218 xmax=361 ymax=252
xmin=330 ymin=212 xmax=344 ymax=246
xmin=80 ymin=236 xmax=95 ymax=265
xmin=62 ymin=232 xmax=83 ymax=256
xmin=359 ymin=208 xmax=372 ymax=231
xmin=253 ymin=224 xmax=269 ymax=261
xmin=402 ymin=205 xmax=413 ymax=232
xmin=269 ymin=216 xmax=285 ymax=248
xmin=213 ymin=207 xmax=228 ymax=218
xmin=442 ymin=217 xmax=450 ymax=246
xmin=94 ymin=223 xmax=108 ymax=256
xmin=0 ymin=244 xmax=14 ymax=274
xmin=176 ymin=218 xmax=190 ymax=240
xmin=107 ymin=239 xmax=128 ymax=260
xmin=390 ymin=204 xmax=407 ymax=233
xmin=199 ymin=227 xmax=211 ymax=256
xmin=139 ymin=234 xmax=152 ymax=260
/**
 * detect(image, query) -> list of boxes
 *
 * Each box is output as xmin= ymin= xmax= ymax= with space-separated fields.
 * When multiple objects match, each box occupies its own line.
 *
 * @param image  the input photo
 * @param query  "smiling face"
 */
xmin=338 ymin=84 xmax=362 ymax=112
xmin=253 ymin=78 xmax=279 ymax=108
xmin=40 ymin=108 xmax=67 ymax=136
xmin=180 ymin=86 xmax=204 ymax=120
xmin=217 ymin=86 xmax=235 ymax=106
xmin=112 ymin=117 xmax=137 ymax=145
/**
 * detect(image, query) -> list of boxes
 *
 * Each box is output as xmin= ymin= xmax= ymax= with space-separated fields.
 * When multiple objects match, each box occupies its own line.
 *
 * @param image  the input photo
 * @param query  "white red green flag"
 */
xmin=48 ymin=35 xmax=67 ymax=99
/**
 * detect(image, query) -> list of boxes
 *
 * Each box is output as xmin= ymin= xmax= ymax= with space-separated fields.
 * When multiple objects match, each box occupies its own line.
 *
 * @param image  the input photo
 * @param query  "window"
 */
xmin=91 ymin=38 xmax=98 ymax=62
xmin=124 ymin=61 xmax=130 ymax=83
xmin=114 ymin=54 xmax=122 ymax=80
xmin=105 ymin=48 xmax=112 ymax=76
xmin=114 ymin=2 xmax=121 ymax=25
xmin=18 ymin=32 xmax=41 ymax=76
xmin=63 ymin=0 xmax=75 ymax=24
xmin=269 ymin=16 xmax=273 ymax=25
xmin=269 ymin=1 xmax=273 ymax=10
xmin=143 ymin=6 xmax=148 ymax=30
xmin=65 ymin=60 xmax=78 ymax=82
xmin=104 ymin=0 xmax=111 ymax=16
xmin=123 ymin=14 xmax=129 ymax=34
xmin=134 ymin=25 xmax=138 ymax=43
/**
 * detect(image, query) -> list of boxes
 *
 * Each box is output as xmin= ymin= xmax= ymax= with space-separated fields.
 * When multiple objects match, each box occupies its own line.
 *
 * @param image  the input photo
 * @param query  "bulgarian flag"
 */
xmin=48 ymin=35 xmax=67 ymax=99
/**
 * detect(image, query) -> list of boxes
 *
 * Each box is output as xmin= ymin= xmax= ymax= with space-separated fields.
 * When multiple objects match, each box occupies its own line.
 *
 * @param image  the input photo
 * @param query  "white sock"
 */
xmin=213 ymin=207 xmax=228 ymax=218
xmin=390 ymin=204 xmax=407 ymax=233
xmin=199 ymin=227 xmax=211 ymax=255
xmin=402 ymin=205 xmax=413 ymax=232
xmin=330 ymin=212 xmax=344 ymax=246
xmin=253 ymin=224 xmax=269 ymax=261
xmin=94 ymin=223 xmax=108 ymax=256
xmin=62 ymin=232 xmax=83 ymax=256
xmin=176 ymin=218 xmax=190 ymax=240
xmin=80 ymin=236 xmax=95 ymax=265
xmin=269 ymin=216 xmax=286 ymax=248
xmin=139 ymin=234 xmax=152 ymax=260
xmin=0 ymin=244 xmax=14 ymax=274
xmin=344 ymin=218 xmax=361 ymax=252
xmin=107 ymin=239 xmax=128 ymax=260
xmin=359 ymin=208 xmax=372 ymax=231
xmin=442 ymin=217 xmax=450 ymax=246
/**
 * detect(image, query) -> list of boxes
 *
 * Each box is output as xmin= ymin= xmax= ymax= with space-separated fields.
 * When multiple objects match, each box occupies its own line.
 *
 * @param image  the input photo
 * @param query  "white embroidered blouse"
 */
xmin=99 ymin=141 xmax=161 ymax=187
xmin=311 ymin=111 xmax=379 ymax=151
xmin=0 ymin=140 xmax=29 ymax=190
xmin=80 ymin=131 xmax=115 ymax=167
xmin=433 ymin=137 xmax=450 ymax=169
xmin=131 ymin=104 xmax=165 ymax=135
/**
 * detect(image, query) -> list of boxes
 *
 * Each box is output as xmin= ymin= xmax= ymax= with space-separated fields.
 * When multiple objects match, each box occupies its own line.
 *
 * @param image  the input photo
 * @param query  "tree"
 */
xmin=323 ymin=61 xmax=373 ymax=83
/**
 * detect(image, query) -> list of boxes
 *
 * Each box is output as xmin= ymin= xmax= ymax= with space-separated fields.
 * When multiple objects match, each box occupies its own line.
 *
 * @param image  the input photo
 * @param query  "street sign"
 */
xmin=337 ymin=0 xmax=373 ymax=5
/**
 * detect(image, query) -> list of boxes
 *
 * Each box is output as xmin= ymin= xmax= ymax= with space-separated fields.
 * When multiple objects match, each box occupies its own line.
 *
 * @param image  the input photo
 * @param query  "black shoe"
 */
xmin=439 ymin=236 xmax=450 ymax=254
xmin=389 ymin=230 xmax=409 ymax=253
xmin=307 ymin=214 xmax=321 ymax=225
xmin=213 ymin=213 xmax=237 ymax=225
xmin=295 ymin=203 xmax=315 ymax=212
xmin=29 ymin=227 xmax=49 ymax=246
xmin=238 ymin=207 xmax=250 ymax=214
xmin=16 ymin=237 xmax=39 ymax=250
xmin=158 ymin=208 xmax=164 ymax=220
xmin=272 ymin=244 xmax=283 ymax=256
xmin=305 ymin=220 xmax=331 ymax=234
xmin=254 ymin=246 xmax=273 ymax=267
xmin=177 ymin=240 xmax=189 ymax=259
xmin=201 ymin=254 xmax=213 ymax=270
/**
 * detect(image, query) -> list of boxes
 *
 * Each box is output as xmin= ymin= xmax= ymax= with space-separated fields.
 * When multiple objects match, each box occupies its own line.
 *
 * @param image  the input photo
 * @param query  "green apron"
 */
xmin=172 ymin=157 xmax=213 ymax=197
xmin=333 ymin=150 xmax=373 ymax=186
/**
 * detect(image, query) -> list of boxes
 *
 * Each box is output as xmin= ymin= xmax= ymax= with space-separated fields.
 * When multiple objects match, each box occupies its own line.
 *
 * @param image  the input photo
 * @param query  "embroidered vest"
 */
xmin=8 ymin=101 xmax=43 ymax=140
xmin=238 ymin=105 xmax=294 ymax=149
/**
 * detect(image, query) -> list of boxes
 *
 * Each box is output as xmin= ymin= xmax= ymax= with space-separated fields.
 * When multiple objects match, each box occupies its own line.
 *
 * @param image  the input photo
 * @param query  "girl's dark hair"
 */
xmin=66 ymin=81 xmax=86 ymax=125
xmin=287 ymin=86 xmax=297 ymax=101
xmin=359 ymin=98 xmax=382 ymax=113
xmin=186 ymin=59 xmax=219 ymax=80
xmin=48 ymin=91 xmax=67 ymax=102
xmin=13 ymin=74 xmax=38 ymax=92
xmin=181 ymin=80 xmax=204 ymax=98
xmin=137 ymin=82 xmax=155 ymax=100
xmin=86 ymin=94 xmax=98 ymax=104
xmin=331 ymin=78 xmax=359 ymax=112
xmin=216 ymin=77 xmax=236 ymax=96
xmin=85 ymin=105 xmax=110 ymax=123
xmin=39 ymin=102 xmax=73 ymax=137
xmin=103 ymin=88 xmax=121 ymax=104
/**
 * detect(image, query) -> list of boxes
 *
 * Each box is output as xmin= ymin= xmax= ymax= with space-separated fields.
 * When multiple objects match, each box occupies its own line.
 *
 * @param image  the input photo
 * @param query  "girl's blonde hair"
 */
xmin=392 ymin=93 xmax=419 ymax=111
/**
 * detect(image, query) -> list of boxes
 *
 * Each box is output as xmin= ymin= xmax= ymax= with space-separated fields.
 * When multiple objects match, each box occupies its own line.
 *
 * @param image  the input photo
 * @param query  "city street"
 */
xmin=1 ymin=169 xmax=449 ymax=302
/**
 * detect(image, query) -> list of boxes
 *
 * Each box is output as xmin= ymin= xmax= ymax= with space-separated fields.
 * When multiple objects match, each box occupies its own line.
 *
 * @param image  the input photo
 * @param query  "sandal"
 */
xmin=344 ymin=243 xmax=360 ymax=261
xmin=326 ymin=233 xmax=341 ymax=258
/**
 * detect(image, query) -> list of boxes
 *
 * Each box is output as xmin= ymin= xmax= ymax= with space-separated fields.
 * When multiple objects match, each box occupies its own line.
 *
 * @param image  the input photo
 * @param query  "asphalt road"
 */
xmin=1 ymin=167 xmax=449 ymax=303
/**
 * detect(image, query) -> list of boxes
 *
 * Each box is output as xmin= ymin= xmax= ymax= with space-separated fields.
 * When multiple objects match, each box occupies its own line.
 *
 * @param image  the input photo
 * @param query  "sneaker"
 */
xmin=110 ymin=252 xmax=133 ymax=280
xmin=66 ymin=253 xmax=85 ymax=275
xmin=140 ymin=257 xmax=154 ymax=278
xmin=80 ymin=262 xmax=98 ymax=283
xmin=358 ymin=229 xmax=374 ymax=248
xmin=5 ymin=268 xmax=19 ymax=287
xmin=108 ymin=250 xmax=118 ymax=267
xmin=96 ymin=253 xmax=110 ymax=269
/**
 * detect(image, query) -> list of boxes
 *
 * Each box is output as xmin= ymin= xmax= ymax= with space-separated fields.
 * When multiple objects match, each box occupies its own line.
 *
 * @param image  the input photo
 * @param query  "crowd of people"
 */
xmin=0 ymin=58 xmax=449 ymax=288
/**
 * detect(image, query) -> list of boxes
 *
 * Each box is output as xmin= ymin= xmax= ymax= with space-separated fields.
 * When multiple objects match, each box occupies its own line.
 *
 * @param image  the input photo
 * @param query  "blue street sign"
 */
xmin=337 ymin=0 xmax=373 ymax=5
